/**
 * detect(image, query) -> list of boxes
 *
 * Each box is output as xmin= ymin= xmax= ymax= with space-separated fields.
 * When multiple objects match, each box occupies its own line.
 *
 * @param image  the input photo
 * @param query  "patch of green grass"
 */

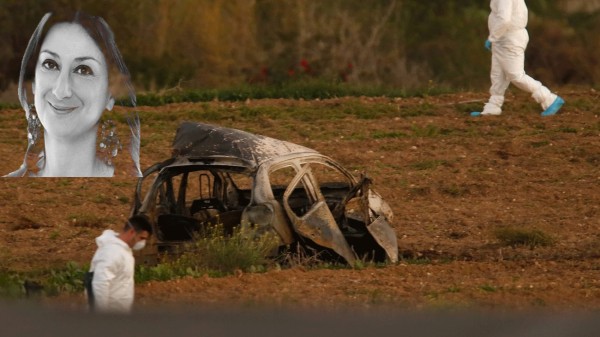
xmin=140 ymin=132 xmax=164 ymax=148
xmin=425 ymin=291 xmax=440 ymax=300
xmin=0 ymin=271 xmax=24 ymax=299
xmin=454 ymin=103 xmax=483 ymax=114
xmin=366 ymin=289 xmax=393 ymax=304
xmin=410 ymin=159 xmax=448 ymax=171
xmin=351 ymin=258 xmax=389 ymax=270
xmin=345 ymin=104 xmax=378 ymax=119
xmin=117 ymin=196 xmax=130 ymax=204
xmin=411 ymin=124 xmax=441 ymax=137
xmin=92 ymin=194 xmax=112 ymax=204
xmin=197 ymin=108 xmax=226 ymax=121
xmin=372 ymin=131 xmax=408 ymax=139
xmin=49 ymin=230 xmax=60 ymax=240
xmin=402 ymin=257 xmax=432 ymax=265
xmin=135 ymin=263 xmax=187 ymax=283
xmin=532 ymin=298 xmax=547 ymax=307
xmin=494 ymin=227 xmax=554 ymax=248
xmin=530 ymin=140 xmax=550 ymax=148
xmin=239 ymin=106 xmax=263 ymax=118
xmin=446 ymin=286 xmax=461 ymax=293
xmin=344 ymin=103 xmax=394 ymax=119
xmin=567 ymin=98 xmax=596 ymax=112
xmin=133 ymin=81 xmax=454 ymax=107
xmin=308 ymin=261 xmax=350 ymax=271
xmin=110 ymin=181 xmax=135 ymax=188
xmin=0 ymin=262 xmax=90 ymax=299
xmin=439 ymin=184 xmax=469 ymax=197
xmin=408 ymin=186 xmax=431 ymax=197
xmin=0 ymin=103 xmax=20 ymax=110
xmin=479 ymin=284 xmax=497 ymax=293
xmin=137 ymin=110 xmax=181 ymax=123
xmin=344 ymin=132 xmax=368 ymax=141
xmin=400 ymin=102 xmax=437 ymax=117
xmin=57 ymin=179 xmax=72 ymax=187
xmin=556 ymin=126 xmax=578 ymax=134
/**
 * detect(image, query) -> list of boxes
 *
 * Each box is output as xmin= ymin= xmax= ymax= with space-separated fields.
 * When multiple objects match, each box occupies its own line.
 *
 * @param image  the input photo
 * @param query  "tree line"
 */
xmin=1 ymin=0 xmax=598 ymax=93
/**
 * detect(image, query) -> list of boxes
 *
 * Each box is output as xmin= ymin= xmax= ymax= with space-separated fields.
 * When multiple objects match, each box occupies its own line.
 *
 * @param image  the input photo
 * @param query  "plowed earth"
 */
xmin=1 ymin=89 xmax=599 ymax=312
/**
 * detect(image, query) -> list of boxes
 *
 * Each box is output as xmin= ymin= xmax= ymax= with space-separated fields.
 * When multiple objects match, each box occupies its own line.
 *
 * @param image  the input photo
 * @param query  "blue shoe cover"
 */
xmin=541 ymin=96 xmax=564 ymax=116
xmin=470 ymin=111 xmax=482 ymax=117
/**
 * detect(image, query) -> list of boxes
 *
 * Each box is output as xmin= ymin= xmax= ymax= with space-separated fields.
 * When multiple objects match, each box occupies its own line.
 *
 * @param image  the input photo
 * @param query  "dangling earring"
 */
xmin=24 ymin=104 xmax=44 ymax=175
xmin=27 ymin=104 xmax=42 ymax=146
xmin=98 ymin=119 xmax=122 ymax=166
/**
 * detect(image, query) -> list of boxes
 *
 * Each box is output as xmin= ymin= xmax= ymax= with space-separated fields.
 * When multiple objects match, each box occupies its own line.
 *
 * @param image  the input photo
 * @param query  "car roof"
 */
xmin=170 ymin=121 xmax=319 ymax=167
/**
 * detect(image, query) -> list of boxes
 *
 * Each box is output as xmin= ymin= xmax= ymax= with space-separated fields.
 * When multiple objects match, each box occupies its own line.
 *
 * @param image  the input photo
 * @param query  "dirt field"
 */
xmin=0 ymin=88 xmax=599 ymax=312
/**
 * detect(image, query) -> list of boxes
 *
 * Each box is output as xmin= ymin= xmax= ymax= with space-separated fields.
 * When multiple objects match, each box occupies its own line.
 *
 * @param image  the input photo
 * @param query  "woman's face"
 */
xmin=33 ymin=23 xmax=113 ymax=140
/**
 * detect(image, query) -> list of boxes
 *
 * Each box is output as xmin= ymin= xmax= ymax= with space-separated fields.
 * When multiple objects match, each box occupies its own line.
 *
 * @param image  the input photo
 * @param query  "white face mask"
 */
xmin=132 ymin=240 xmax=146 ymax=251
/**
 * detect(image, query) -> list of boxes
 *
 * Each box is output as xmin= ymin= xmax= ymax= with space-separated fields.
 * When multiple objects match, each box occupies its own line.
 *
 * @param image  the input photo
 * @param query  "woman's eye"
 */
xmin=41 ymin=59 xmax=59 ymax=71
xmin=74 ymin=65 xmax=94 ymax=76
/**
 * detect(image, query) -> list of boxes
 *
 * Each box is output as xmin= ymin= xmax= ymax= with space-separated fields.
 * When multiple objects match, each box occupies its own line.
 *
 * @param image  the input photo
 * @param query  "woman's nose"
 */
xmin=52 ymin=69 xmax=72 ymax=99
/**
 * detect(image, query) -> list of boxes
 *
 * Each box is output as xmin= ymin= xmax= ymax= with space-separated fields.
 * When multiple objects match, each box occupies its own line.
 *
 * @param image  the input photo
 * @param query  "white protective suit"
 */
xmin=482 ymin=0 xmax=557 ymax=115
xmin=89 ymin=230 xmax=135 ymax=313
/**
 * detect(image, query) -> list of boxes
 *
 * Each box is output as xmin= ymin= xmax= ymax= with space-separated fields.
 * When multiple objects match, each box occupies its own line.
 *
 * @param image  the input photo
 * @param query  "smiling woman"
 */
xmin=4 ymin=11 xmax=141 ymax=177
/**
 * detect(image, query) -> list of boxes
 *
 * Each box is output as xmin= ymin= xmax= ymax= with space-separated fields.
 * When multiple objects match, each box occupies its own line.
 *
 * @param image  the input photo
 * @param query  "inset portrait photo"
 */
xmin=5 ymin=11 xmax=141 ymax=177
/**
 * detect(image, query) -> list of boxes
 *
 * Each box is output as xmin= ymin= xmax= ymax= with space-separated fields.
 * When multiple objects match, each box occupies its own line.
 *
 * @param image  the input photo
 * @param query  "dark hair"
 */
xmin=126 ymin=215 xmax=153 ymax=236
xmin=18 ymin=11 xmax=136 ymax=112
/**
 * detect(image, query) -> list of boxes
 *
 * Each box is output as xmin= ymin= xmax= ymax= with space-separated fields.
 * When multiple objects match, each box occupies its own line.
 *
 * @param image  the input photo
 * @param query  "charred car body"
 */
xmin=133 ymin=122 xmax=398 ymax=264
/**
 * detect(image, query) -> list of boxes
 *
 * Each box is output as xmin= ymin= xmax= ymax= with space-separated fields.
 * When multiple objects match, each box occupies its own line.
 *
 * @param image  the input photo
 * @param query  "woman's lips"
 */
xmin=48 ymin=102 xmax=77 ymax=114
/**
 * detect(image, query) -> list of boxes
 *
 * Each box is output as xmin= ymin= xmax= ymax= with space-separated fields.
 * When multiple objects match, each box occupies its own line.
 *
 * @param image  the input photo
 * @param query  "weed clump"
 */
xmin=45 ymin=261 xmax=87 ymax=294
xmin=173 ymin=224 xmax=280 ymax=277
xmin=494 ymin=227 xmax=554 ymax=249
xmin=0 ymin=271 xmax=23 ymax=298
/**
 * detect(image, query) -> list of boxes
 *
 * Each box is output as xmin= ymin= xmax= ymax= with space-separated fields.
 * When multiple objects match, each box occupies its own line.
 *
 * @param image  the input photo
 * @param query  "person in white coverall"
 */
xmin=87 ymin=215 xmax=152 ymax=313
xmin=472 ymin=0 xmax=564 ymax=117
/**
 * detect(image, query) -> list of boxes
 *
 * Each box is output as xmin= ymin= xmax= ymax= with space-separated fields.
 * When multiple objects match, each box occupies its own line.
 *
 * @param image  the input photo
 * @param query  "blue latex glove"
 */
xmin=485 ymin=39 xmax=492 ymax=51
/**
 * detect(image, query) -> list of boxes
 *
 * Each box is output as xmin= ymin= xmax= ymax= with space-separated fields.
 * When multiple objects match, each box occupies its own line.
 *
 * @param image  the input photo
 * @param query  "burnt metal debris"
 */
xmin=133 ymin=122 xmax=398 ymax=264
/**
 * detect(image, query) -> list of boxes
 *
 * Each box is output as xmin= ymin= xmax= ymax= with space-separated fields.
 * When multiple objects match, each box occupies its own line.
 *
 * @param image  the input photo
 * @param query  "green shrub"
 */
xmin=175 ymin=224 xmax=280 ymax=276
xmin=45 ymin=262 xmax=88 ymax=295
xmin=136 ymin=263 xmax=184 ymax=283
xmin=0 ymin=262 xmax=90 ymax=299
xmin=135 ymin=223 xmax=281 ymax=282
xmin=0 ymin=271 xmax=24 ymax=299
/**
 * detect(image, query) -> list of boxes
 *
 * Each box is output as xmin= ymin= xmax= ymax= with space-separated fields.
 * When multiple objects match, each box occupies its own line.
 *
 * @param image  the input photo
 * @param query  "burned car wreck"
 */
xmin=133 ymin=122 xmax=398 ymax=264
